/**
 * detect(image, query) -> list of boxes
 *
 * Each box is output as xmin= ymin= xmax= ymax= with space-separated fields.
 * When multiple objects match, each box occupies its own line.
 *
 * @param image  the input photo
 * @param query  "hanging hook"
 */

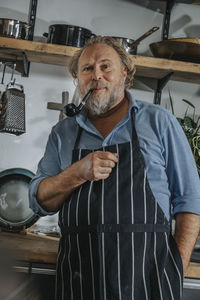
xmin=10 ymin=62 xmax=16 ymax=86
xmin=1 ymin=63 xmax=7 ymax=85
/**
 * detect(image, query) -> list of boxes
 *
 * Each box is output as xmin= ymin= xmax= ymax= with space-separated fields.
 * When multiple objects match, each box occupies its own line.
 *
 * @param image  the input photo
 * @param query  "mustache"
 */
xmin=89 ymin=82 xmax=107 ymax=90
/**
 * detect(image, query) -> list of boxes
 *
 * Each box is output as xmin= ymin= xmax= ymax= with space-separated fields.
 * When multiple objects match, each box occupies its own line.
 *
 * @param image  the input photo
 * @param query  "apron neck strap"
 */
xmin=131 ymin=107 xmax=139 ymax=144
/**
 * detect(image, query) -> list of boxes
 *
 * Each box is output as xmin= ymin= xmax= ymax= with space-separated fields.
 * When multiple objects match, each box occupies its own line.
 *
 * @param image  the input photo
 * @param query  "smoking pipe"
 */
xmin=64 ymin=88 xmax=94 ymax=117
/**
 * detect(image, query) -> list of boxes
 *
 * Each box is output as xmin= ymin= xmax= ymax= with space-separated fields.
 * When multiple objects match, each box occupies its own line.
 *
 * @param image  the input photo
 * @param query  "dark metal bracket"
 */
xmin=154 ymin=72 xmax=174 ymax=105
xmin=28 ymin=0 xmax=38 ymax=41
xmin=162 ymin=0 xmax=176 ymax=40
xmin=21 ymin=0 xmax=38 ymax=77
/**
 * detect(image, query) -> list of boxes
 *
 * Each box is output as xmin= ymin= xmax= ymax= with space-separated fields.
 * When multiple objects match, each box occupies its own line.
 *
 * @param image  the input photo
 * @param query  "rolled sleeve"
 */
xmin=163 ymin=114 xmax=200 ymax=216
xmin=29 ymin=175 xmax=55 ymax=216
xmin=173 ymin=195 xmax=200 ymax=216
xmin=29 ymin=127 xmax=62 ymax=216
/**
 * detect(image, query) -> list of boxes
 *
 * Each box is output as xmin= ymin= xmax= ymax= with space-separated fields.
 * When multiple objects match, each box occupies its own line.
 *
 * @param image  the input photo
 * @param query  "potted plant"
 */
xmin=169 ymin=91 xmax=200 ymax=176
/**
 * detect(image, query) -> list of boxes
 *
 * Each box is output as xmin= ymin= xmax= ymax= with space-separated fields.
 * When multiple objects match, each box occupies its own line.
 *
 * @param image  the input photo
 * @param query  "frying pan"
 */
xmin=150 ymin=38 xmax=200 ymax=63
xmin=0 ymin=168 xmax=39 ymax=232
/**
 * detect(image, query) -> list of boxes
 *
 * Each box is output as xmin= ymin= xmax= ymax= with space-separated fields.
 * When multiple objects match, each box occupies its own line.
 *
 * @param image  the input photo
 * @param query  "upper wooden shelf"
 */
xmin=0 ymin=36 xmax=200 ymax=84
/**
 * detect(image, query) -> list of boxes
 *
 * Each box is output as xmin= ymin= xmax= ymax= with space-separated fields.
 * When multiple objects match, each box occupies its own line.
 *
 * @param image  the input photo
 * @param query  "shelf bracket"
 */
xmin=22 ymin=0 xmax=38 ymax=77
xmin=162 ymin=0 xmax=176 ymax=40
xmin=28 ymin=0 xmax=38 ymax=41
xmin=154 ymin=72 xmax=174 ymax=105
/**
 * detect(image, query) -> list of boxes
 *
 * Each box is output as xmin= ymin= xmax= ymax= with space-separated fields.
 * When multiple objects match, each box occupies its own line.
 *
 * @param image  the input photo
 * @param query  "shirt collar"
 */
xmin=125 ymin=89 xmax=139 ymax=112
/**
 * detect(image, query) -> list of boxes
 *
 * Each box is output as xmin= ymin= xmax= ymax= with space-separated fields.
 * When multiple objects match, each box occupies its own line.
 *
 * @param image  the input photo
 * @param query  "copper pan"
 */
xmin=150 ymin=38 xmax=200 ymax=63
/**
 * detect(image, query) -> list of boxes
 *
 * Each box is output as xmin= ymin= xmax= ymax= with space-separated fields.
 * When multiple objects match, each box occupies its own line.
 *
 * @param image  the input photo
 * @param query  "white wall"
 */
xmin=0 ymin=0 xmax=200 ymax=227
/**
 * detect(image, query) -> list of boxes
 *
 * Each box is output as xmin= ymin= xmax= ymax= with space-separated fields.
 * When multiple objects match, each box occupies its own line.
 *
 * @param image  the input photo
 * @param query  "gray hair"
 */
xmin=68 ymin=35 xmax=136 ymax=89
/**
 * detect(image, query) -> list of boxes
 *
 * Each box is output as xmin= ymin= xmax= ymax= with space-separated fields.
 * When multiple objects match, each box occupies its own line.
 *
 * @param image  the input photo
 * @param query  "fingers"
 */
xmin=77 ymin=150 xmax=118 ymax=182
xmin=90 ymin=151 xmax=118 ymax=181
xmin=96 ymin=151 xmax=118 ymax=163
xmin=91 ymin=167 xmax=113 ymax=181
xmin=97 ymin=159 xmax=116 ymax=169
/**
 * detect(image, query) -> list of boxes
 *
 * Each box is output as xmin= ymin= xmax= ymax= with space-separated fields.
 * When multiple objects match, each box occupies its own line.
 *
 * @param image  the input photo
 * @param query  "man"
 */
xmin=29 ymin=36 xmax=200 ymax=300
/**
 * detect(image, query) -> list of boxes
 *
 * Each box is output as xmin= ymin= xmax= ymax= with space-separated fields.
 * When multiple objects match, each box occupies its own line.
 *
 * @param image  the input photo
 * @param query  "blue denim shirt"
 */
xmin=29 ymin=90 xmax=200 ymax=220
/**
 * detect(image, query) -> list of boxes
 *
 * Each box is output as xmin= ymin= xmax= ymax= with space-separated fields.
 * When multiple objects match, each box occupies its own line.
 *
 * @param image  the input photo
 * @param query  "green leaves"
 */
xmin=173 ymin=98 xmax=200 ymax=141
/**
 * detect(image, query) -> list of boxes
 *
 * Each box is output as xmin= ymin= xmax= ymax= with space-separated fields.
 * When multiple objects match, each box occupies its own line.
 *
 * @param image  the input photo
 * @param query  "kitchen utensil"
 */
xmin=112 ymin=26 xmax=159 ymax=54
xmin=0 ymin=81 xmax=25 ymax=135
xmin=150 ymin=38 xmax=200 ymax=63
xmin=0 ymin=18 xmax=30 ymax=40
xmin=43 ymin=24 xmax=94 ymax=47
xmin=0 ymin=168 xmax=39 ymax=232
xmin=1 ymin=63 xmax=7 ymax=85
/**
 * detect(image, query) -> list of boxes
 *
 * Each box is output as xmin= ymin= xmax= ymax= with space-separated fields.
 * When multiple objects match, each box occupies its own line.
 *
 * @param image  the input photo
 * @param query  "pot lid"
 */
xmin=0 ymin=168 xmax=39 ymax=232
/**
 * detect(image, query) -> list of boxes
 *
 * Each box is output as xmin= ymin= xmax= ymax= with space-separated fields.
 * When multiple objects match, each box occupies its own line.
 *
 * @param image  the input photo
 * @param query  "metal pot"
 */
xmin=43 ymin=24 xmax=94 ymax=47
xmin=112 ymin=26 xmax=159 ymax=55
xmin=0 ymin=18 xmax=30 ymax=40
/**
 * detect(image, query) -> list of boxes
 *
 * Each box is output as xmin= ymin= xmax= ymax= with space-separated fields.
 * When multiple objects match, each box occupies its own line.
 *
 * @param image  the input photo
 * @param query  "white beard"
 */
xmin=79 ymin=74 xmax=125 ymax=116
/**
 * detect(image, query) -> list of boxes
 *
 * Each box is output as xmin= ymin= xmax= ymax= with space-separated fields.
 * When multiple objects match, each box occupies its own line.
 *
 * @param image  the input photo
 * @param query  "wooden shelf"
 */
xmin=0 ymin=36 xmax=200 ymax=84
xmin=0 ymin=231 xmax=59 ymax=264
xmin=131 ymin=55 xmax=200 ymax=84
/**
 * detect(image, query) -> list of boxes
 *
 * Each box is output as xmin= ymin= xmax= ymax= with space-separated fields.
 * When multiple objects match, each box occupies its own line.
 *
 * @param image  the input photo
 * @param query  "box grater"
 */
xmin=0 ymin=86 xmax=25 ymax=135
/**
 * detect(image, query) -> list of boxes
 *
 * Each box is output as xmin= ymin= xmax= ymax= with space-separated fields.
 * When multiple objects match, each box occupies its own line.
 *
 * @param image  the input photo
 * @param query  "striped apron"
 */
xmin=56 ymin=112 xmax=183 ymax=300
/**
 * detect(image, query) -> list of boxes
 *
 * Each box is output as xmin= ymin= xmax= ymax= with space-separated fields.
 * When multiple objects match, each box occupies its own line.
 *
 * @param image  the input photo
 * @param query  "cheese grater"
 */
xmin=0 ymin=84 xmax=25 ymax=135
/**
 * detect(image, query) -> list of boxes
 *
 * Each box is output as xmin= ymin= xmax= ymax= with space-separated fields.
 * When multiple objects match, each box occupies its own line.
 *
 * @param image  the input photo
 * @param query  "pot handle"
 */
xmin=130 ymin=26 xmax=159 ymax=47
xmin=43 ymin=32 xmax=48 ymax=38
xmin=85 ymin=32 xmax=96 ymax=39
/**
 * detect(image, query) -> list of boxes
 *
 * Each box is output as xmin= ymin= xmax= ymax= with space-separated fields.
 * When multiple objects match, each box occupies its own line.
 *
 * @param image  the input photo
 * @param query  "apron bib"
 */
xmin=56 ymin=112 xmax=183 ymax=300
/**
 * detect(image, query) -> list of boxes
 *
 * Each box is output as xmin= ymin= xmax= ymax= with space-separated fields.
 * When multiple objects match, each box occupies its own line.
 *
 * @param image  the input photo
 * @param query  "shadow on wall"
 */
xmin=118 ymin=0 xmax=166 ymax=13
xmin=170 ymin=15 xmax=192 ymax=34
xmin=194 ymin=86 xmax=200 ymax=97
xmin=184 ymin=24 xmax=200 ymax=37
xmin=0 ymin=7 xmax=29 ymax=22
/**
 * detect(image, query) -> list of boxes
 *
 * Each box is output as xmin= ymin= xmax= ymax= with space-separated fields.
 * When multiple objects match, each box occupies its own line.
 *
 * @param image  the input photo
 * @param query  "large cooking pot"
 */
xmin=150 ymin=38 xmax=200 ymax=63
xmin=43 ymin=24 xmax=94 ymax=47
xmin=0 ymin=18 xmax=30 ymax=40
xmin=112 ymin=26 xmax=159 ymax=55
xmin=0 ymin=168 xmax=39 ymax=232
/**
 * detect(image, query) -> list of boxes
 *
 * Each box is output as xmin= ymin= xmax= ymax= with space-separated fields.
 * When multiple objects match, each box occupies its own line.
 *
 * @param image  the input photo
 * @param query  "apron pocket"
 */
xmin=169 ymin=234 xmax=183 ymax=278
